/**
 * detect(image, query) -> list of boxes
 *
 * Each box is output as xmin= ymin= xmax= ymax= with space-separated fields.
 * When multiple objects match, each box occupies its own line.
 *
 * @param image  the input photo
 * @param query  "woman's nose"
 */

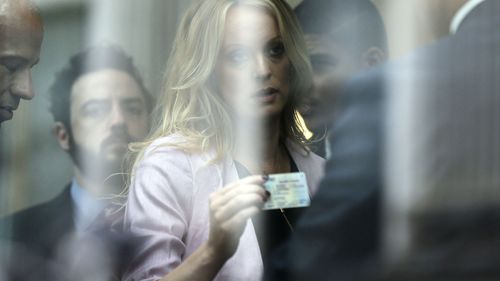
xmin=253 ymin=54 xmax=271 ymax=81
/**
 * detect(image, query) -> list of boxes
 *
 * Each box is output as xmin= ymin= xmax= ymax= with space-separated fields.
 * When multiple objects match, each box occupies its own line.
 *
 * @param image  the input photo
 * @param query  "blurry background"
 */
xmin=0 ymin=0 xmax=461 ymax=216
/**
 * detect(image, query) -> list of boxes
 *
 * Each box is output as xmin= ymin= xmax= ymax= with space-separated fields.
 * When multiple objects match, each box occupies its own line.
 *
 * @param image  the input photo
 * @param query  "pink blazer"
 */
xmin=122 ymin=135 xmax=325 ymax=281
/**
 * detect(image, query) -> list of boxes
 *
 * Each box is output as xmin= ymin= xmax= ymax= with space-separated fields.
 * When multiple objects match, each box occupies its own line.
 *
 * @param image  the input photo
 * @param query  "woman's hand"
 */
xmin=207 ymin=174 xmax=270 ymax=260
xmin=159 ymin=175 xmax=269 ymax=281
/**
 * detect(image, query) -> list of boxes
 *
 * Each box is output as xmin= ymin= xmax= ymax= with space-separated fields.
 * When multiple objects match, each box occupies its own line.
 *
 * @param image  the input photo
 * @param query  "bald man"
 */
xmin=0 ymin=0 xmax=44 ymax=278
xmin=0 ymin=0 xmax=43 ymax=124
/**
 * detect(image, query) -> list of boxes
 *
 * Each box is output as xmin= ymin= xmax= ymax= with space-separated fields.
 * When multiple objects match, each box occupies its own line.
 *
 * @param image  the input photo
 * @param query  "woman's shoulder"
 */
xmin=141 ymin=134 xmax=197 ymax=159
xmin=136 ymin=134 xmax=193 ymax=169
xmin=140 ymin=134 xmax=215 ymax=169
xmin=146 ymin=133 xmax=188 ymax=153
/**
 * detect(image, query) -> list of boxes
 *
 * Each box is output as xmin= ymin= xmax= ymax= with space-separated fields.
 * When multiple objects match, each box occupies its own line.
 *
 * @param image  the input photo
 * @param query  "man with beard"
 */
xmin=0 ymin=0 xmax=43 ymax=125
xmin=1 ymin=45 xmax=152 ymax=280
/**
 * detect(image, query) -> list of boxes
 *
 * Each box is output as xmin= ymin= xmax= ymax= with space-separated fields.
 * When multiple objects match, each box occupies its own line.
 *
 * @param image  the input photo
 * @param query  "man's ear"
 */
xmin=361 ymin=47 xmax=386 ymax=68
xmin=54 ymin=122 xmax=71 ymax=152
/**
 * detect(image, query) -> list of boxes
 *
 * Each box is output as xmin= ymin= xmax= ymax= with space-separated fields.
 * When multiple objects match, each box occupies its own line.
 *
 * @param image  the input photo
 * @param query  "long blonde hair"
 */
xmin=130 ymin=0 xmax=312 ymax=172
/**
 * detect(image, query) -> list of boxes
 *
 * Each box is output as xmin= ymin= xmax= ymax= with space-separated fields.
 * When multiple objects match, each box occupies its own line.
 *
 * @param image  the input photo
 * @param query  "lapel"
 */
xmin=37 ymin=184 xmax=76 ymax=252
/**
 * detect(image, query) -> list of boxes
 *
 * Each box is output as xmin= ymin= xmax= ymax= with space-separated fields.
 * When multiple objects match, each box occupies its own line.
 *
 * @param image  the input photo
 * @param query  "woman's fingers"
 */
xmin=220 ymin=205 xmax=261 ymax=235
xmin=212 ymin=191 xmax=268 ymax=222
xmin=207 ymin=204 xmax=263 ymax=259
xmin=206 ymin=174 xmax=270 ymax=256
xmin=210 ymin=183 xmax=268 ymax=208
xmin=221 ymin=174 xmax=267 ymax=191
xmin=210 ymin=174 xmax=268 ymax=206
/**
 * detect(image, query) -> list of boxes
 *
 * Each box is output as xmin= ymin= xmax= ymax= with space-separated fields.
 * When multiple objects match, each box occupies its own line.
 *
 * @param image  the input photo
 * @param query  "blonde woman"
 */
xmin=123 ymin=0 xmax=325 ymax=280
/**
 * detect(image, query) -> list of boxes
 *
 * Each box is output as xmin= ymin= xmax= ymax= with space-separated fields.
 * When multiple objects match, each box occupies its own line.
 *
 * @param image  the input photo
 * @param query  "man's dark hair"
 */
xmin=49 ymin=45 xmax=154 ymax=130
xmin=295 ymin=0 xmax=388 ymax=54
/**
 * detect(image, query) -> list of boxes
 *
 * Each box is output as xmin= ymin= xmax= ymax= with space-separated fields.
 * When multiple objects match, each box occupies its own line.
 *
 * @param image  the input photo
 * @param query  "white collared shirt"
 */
xmin=450 ymin=0 xmax=486 ymax=34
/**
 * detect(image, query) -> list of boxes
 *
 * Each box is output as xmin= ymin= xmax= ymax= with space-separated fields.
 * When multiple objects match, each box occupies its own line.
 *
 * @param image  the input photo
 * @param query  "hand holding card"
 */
xmin=263 ymin=172 xmax=310 ymax=210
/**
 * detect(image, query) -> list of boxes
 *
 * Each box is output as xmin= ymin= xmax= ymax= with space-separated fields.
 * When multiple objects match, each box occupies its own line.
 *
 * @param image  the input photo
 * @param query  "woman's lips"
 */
xmin=255 ymin=87 xmax=278 ymax=103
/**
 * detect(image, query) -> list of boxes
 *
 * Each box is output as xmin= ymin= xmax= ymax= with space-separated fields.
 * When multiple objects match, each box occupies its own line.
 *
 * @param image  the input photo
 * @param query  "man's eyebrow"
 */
xmin=309 ymin=53 xmax=335 ymax=60
xmin=80 ymin=99 xmax=108 ymax=106
xmin=0 ymin=56 xmax=28 ymax=65
xmin=0 ymin=55 xmax=41 ymax=69
xmin=121 ymin=97 xmax=145 ymax=103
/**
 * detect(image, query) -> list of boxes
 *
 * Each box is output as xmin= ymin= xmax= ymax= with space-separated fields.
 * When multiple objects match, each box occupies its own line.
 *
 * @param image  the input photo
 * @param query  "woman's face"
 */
xmin=216 ymin=5 xmax=290 ymax=119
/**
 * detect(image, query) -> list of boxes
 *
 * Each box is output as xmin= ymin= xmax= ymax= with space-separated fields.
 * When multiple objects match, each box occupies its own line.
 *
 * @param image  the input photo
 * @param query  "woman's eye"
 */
xmin=227 ymin=49 xmax=250 ymax=64
xmin=268 ymin=42 xmax=285 ymax=58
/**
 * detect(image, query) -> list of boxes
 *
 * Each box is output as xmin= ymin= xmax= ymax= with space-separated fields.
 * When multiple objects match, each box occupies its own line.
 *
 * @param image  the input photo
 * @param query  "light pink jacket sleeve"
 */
xmin=122 ymin=144 xmax=193 ymax=281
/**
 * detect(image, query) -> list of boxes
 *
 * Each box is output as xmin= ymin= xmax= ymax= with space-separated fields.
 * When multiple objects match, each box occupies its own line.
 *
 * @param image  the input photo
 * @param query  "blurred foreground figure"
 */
xmin=272 ymin=0 xmax=500 ymax=280
xmin=295 ymin=0 xmax=387 ymax=157
xmin=0 ymin=46 xmax=152 ymax=280
xmin=383 ymin=0 xmax=500 ymax=280
xmin=0 ymin=0 xmax=43 ymax=125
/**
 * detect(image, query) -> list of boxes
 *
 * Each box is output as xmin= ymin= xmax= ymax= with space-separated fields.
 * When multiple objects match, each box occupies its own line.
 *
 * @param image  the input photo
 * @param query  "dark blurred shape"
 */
xmin=381 ymin=1 xmax=500 ymax=280
xmin=277 ymin=65 xmax=383 ymax=281
xmin=295 ymin=0 xmax=387 ymax=157
xmin=269 ymin=0 xmax=500 ymax=280
xmin=295 ymin=0 xmax=387 ymax=53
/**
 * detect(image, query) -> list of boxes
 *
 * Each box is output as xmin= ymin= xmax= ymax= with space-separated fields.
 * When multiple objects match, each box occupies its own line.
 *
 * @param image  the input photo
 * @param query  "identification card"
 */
xmin=263 ymin=172 xmax=310 ymax=210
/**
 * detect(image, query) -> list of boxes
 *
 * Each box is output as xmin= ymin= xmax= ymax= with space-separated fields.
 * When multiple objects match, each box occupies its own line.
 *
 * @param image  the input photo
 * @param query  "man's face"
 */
xmin=299 ymin=34 xmax=361 ymax=134
xmin=67 ymin=69 xmax=148 ymax=181
xmin=0 ymin=1 xmax=43 ymax=123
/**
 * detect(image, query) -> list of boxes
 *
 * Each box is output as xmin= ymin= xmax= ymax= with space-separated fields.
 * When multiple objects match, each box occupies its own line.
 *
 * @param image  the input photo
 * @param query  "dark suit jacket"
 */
xmin=267 ymin=1 xmax=500 ymax=280
xmin=0 ymin=186 xmax=75 ymax=280
xmin=0 ymin=185 xmax=134 ymax=281
xmin=1 ymin=186 xmax=75 ymax=257
xmin=284 ymin=67 xmax=383 ymax=281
